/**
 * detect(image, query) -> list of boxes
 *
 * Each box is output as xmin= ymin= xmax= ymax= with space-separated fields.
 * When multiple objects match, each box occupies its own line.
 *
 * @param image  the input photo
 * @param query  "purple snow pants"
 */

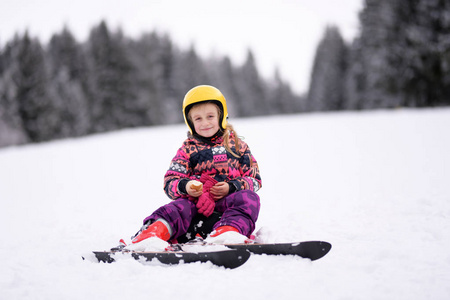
xmin=143 ymin=190 xmax=260 ymax=239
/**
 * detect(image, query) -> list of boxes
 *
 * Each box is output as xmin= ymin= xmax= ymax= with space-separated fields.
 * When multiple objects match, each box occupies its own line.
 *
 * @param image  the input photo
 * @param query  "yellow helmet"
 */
xmin=182 ymin=85 xmax=228 ymax=134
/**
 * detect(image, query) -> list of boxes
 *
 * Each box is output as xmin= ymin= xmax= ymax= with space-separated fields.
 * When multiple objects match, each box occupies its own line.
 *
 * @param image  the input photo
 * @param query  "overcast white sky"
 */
xmin=0 ymin=0 xmax=362 ymax=94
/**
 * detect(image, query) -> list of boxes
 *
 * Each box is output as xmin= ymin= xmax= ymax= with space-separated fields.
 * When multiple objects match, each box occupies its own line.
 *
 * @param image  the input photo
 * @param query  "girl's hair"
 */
xmin=223 ymin=123 xmax=241 ymax=158
xmin=188 ymin=102 xmax=241 ymax=158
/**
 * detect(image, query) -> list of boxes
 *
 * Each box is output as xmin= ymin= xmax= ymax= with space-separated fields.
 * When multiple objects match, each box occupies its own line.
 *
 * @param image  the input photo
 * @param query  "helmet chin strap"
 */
xmin=191 ymin=129 xmax=224 ymax=145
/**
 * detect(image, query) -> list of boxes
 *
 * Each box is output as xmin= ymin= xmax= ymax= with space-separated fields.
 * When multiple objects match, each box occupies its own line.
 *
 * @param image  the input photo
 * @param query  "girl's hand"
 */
xmin=210 ymin=182 xmax=229 ymax=200
xmin=186 ymin=180 xmax=203 ymax=197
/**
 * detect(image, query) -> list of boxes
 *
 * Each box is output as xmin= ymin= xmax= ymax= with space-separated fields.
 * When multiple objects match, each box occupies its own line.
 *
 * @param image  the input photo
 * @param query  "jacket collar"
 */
xmin=191 ymin=130 xmax=223 ymax=146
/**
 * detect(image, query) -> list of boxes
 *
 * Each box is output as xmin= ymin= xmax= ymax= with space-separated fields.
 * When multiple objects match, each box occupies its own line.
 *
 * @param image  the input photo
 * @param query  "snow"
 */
xmin=1 ymin=108 xmax=450 ymax=299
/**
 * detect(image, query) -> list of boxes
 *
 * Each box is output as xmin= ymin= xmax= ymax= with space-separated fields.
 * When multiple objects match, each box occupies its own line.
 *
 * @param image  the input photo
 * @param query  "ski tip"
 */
xmin=305 ymin=241 xmax=332 ymax=261
xmin=81 ymin=251 xmax=103 ymax=263
xmin=222 ymin=248 xmax=251 ymax=269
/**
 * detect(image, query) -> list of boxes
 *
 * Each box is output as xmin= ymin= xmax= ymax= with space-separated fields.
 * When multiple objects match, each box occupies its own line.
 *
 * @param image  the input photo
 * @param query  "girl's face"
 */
xmin=189 ymin=103 xmax=220 ymax=137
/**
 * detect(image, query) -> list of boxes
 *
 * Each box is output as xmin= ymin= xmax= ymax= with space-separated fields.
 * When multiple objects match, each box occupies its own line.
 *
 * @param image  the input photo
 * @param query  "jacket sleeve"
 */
xmin=163 ymin=144 xmax=192 ymax=200
xmin=229 ymin=142 xmax=262 ymax=192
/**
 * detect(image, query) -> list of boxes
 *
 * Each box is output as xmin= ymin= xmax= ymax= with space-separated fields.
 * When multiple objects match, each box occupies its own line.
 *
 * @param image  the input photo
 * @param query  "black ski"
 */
xmin=90 ymin=248 xmax=250 ymax=269
xmin=226 ymin=241 xmax=332 ymax=261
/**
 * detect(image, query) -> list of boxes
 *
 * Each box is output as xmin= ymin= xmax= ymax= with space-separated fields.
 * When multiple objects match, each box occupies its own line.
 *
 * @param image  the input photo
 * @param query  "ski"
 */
xmin=225 ymin=241 xmax=332 ymax=261
xmin=90 ymin=248 xmax=250 ymax=269
xmin=86 ymin=240 xmax=331 ymax=268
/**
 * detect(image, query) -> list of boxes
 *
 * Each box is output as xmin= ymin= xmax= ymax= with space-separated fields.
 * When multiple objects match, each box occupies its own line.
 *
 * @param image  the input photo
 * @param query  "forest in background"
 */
xmin=0 ymin=21 xmax=301 ymax=147
xmin=1 ymin=0 xmax=449 ymax=148
xmin=308 ymin=0 xmax=450 ymax=112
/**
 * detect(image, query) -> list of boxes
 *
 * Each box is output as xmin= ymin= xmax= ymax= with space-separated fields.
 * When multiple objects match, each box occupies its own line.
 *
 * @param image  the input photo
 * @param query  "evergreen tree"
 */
xmin=9 ymin=33 xmax=59 ymax=142
xmin=0 ymin=42 xmax=28 ymax=147
xmin=155 ymin=35 xmax=181 ymax=124
xmin=128 ymin=32 xmax=162 ymax=126
xmin=389 ymin=0 xmax=450 ymax=107
xmin=271 ymin=68 xmax=298 ymax=114
xmin=347 ymin=0 xmax=402 ymax=109
xmin=48 ymin=27 xmax=91 ymax=137
xmin=236 ymin=50 xmax=268 ymax=116
xmin=87 ymin=21 xmax=146 ymax=132
xmin=343 ymin=38 xmax=365 ymax=110
xmin=175 ymin=45 xmax=211 ymax=95
xmin=307 ymin=26 xmax=347 ymax=111
xmin=345 ymin=0 xmax=450 ymax=109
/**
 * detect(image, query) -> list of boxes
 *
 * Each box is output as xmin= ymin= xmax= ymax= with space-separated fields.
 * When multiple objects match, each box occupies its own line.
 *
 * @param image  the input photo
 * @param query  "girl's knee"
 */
xmin=235 ymin=190 xmax=260 ymax=210
xmin=240 ymin=189 xmax=259 ymax=201
xmin=172 ymin=198 xmax=196 ymax=209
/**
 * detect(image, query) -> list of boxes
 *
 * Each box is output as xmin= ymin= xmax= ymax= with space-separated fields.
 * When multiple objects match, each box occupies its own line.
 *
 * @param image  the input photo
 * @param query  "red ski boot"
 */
xmin=132 ymin=220 xmax=171 ymax=244
xmin=206 ymin=226 xmax=248 ymax=244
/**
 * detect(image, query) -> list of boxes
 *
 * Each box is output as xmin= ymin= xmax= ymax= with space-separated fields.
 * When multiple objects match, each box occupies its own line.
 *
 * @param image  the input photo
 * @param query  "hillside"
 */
xmin=1 ymin=108 xmax=449 ymax=299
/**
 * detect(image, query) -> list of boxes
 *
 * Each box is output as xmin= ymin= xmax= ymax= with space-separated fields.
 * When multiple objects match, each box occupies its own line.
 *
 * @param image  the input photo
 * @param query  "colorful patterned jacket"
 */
xmin=164 ymin=133 xmax=262 ymax=200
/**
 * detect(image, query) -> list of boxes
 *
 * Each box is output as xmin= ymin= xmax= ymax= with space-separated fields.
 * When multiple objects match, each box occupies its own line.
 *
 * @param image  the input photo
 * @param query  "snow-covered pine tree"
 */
xmin=175 ymin=45 xmax=211 ymax=99
xmin=345 ymin=0 xmax=450 ymax=109
xmin=87 ymin=21 xmax=146 ymax=132
xmin=0 ymin=42 xmax=28 ymax=147
xmin=389 ymin=0 xmax=450 ymax=107
xmin=9 ymin=32 xmax=60 ymax=142
xmin=236 ymin=50 xmax=269 ymax=117
xmin=307 ymin=25 xmax=347 ymax=111
xmin=271 ymin=68 xmax=300 ymax=114
xmin=47 ymin=27 xmax=91 ymax=138
xmin=155 ymin=35 xmax=182 ymax=124
xmin=127 ymin=32 xmax=163 ymax=126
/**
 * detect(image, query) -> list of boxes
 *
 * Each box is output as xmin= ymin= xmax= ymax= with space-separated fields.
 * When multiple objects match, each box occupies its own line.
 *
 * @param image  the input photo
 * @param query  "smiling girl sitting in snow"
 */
xmin=123 ymin=85 xmax=262 ymax=251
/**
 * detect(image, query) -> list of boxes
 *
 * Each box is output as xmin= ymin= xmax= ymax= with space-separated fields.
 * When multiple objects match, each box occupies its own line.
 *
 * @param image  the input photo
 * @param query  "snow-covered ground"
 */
xmin=1 ymin=108 xmax=449 ymax=299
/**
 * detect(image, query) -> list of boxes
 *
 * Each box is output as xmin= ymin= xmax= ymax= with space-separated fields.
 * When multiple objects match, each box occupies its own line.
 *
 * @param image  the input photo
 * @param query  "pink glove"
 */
xmin=196 ymin=193 xmax=215 ymax=217
xmin=200 ymin=173 xmax=218 ymax=190
xmin=196 ymin=174 xmax=218 ymax=217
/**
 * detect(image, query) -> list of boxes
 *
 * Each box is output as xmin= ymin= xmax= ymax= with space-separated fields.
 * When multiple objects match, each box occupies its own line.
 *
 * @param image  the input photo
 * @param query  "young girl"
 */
xmin=125 ymin=85 xmax=262 ymax=250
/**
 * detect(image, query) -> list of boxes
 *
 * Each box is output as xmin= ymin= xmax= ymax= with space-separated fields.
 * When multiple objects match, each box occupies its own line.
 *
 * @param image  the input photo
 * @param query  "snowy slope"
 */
xmin=1 ymin=108 xmax=449 ymax=299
